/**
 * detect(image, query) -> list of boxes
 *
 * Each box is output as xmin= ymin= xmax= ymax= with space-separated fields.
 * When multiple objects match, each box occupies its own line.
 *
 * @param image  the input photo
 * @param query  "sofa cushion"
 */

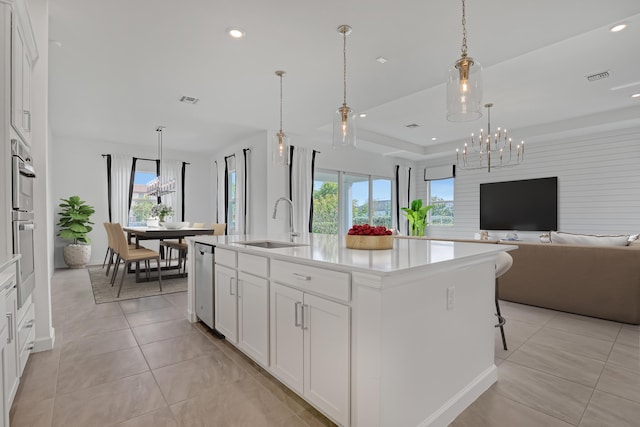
xmin=629 ymin=238 xmax=640 ymax=247
xmin=550 ymin=231 xmax=630 ymax=246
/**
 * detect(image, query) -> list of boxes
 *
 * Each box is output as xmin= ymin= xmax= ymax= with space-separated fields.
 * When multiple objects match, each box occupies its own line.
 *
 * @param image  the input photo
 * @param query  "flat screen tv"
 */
xmin=480 ymin=177 xmax=557 ymax=231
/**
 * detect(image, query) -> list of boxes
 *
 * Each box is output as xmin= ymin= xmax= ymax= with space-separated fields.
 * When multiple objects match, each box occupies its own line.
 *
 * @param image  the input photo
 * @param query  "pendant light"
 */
xmin=273 ymin=70 xmax=290 ymax=166
xmin=147 ymin=126 xmax=176 ymax=196
xmin=447 ymin=0 xmax=483 ymax=122
xmin=332 ymin=25 xmax=356 ymax=149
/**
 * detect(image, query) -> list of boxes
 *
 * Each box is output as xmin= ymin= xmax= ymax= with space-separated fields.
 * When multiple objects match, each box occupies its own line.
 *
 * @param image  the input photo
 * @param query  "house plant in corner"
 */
xmin=401 ymin=199 xmax=434 ymax=236
xmin=57 ymin=195 xmax=95 ymax=268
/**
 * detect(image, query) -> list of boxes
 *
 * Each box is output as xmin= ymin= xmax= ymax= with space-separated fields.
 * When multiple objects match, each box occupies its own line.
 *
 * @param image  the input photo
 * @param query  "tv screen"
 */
xmin=480 ymin=177 xmax=557 ymax=231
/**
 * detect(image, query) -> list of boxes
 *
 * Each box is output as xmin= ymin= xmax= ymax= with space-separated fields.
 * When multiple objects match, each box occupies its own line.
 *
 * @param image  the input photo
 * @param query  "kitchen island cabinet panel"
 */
xmin=214 ymin=264 xmax=237 ymax=343
xmin=237 ymin=271 xmax=269 ymax=366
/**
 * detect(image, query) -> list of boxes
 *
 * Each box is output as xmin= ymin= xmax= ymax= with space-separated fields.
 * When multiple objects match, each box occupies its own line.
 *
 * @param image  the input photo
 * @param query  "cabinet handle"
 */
xmin=292 ymin=273 xmax=311 ymax=281
xmin=301 ymin=304 xmax=309 ymax=330
xmin=27 ymin=343 xmax=34 ymax=351
xmin=294 ymin=301 xmax=302 ymax=327
xmin=23 ymin=110 xmax=31 ymax=132
xmin=6 ymin=313 xmax=13 ymax=343
xmin=230 ymin=277 xmax=235 ymax=295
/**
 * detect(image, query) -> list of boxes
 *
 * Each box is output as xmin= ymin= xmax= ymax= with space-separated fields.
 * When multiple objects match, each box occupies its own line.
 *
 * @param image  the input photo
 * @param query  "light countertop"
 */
xmin=188 ymin=234 xmax=516 ymax=276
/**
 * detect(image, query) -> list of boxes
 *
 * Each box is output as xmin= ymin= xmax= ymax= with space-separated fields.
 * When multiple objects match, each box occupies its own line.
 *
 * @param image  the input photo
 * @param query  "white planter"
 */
xmin=63 ymin=244 xmax=91 ymax=269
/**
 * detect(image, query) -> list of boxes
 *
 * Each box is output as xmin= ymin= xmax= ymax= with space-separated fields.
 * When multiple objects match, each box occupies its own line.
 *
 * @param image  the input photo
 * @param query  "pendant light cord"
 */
xmin=279 ymin=73 xmax=283 ymax=132
xmin=461 ymin=0 xmax=468 ymax=57
xmin=343 ymin=28 xmax=348 ymax=106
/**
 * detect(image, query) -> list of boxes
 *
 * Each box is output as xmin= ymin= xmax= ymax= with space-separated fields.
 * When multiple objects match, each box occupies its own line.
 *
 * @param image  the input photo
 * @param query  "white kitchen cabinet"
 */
xmin=11 ymin=11 xmax=33 ymax=145
xmin=4 ymin=286 xmax=18 ymax=409
xmin=270 ymin=282 xmax=350 ymax=426
xmin=237 ymin=272 xmax=269 ymax=366
xmin=214 ymin=264 xmax=237 ymax=343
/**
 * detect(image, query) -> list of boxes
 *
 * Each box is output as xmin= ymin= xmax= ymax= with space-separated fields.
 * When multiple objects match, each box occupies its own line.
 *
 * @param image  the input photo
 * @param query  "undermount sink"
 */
xmin=235 ymin=240 xmax=307 ymax=249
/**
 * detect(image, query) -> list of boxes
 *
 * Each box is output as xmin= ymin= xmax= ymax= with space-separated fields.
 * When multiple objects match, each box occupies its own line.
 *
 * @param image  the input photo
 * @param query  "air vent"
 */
xmin=586 ymin=71 xmax=610 ymax=82
xmin=179 ymin=96 xmax=200 ymax=104
xmin=405 ymin=123 xmax=420 ymax=128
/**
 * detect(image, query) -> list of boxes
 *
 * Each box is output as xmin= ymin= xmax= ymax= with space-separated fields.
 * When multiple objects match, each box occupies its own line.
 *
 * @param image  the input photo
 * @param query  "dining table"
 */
xmin=123 ymin=226 xmax=218 ymax=282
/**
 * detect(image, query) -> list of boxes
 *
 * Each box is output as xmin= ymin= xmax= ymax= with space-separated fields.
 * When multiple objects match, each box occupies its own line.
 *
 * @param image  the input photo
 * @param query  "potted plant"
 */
xmin=401 ymin=199 xmax=434 ymax=236
xmin=150 ymin=203 xmax=174 ymax=223
xmin=57 ymin=196 xmax=95 ymax=268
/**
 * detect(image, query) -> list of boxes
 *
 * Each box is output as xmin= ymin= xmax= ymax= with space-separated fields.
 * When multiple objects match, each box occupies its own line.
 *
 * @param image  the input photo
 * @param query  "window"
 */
xmin=429 ymin=178 xmax=454 ymax=225
xmin=312 ymin=170 xmax=393 ymax=234
xmin=227 ymin=169 xmax=237 ymax=233
xmin=128 ymin=163 xmax=157 ymax=226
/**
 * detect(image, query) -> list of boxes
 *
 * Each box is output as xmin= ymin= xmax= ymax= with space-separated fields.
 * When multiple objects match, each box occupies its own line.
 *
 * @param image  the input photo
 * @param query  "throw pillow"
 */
xmin=550 ymin=231 xmax=630 ymax=247
xmin=628 ymin=238 xmax=640 ymax=247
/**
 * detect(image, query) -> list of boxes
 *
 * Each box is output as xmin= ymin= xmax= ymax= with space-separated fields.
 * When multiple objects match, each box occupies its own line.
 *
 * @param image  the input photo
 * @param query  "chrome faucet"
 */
xmin=272 ymin=197 xmax=299 ymax=237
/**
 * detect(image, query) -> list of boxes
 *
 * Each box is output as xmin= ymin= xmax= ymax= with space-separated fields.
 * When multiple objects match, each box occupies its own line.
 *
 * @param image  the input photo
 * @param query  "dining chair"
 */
xmin=110 ymin=223 xmax=162 ymax=297
xmin=160 ymin=222 xmax=206 ymax=271
xmin=210 ymin=223 xmax=226 ymax=235
xmin=495 ymin=251 xmax=513 ymax=351
xmin=104 ymin=223 xmax=144 ymax=280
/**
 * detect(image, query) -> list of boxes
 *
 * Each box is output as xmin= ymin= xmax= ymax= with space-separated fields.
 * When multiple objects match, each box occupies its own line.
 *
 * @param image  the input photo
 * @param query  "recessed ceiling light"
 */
xmin=632 ymin=93 xmax=640 ymax=98
xmin=226 ymin=27 xmax=246 ymax=39
xmin=359 ymin=113 xmax=367 ymax=118
xmin=610 ymin=23 xmax=627 ymax=33
xmin=431 ymin=137 xmax=437 ymax=141
xmin=376 ymin=56 xmax=388 ymax=64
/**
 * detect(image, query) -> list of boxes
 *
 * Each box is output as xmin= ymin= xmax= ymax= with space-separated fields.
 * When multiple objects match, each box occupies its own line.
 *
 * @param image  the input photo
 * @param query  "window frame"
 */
xmin=428 ymin=177 xmax=455 ymax=226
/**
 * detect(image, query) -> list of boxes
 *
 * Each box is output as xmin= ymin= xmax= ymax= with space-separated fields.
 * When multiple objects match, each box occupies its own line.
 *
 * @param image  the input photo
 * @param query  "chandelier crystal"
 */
xmin=332 ymin=25 xmax=356 ymax=149
xmin=146 ymin=126 xmax=176 ymax=196
xmin=456 ymin=103 xmax=524 ymax=172
xmin=447 ymin=0 xmax=483 ymax=122
xmin=273 ymin=70 xmax=290 ymax=166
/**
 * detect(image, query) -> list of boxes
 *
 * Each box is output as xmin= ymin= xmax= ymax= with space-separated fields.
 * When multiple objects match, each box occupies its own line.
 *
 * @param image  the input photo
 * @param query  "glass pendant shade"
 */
xmin=272 ymin=131 xmax=290 ymax=165
xmin=332 ymin=105 xmax=356 ymax=149
xmin=447 ymin=55 xmax=483 ymax=122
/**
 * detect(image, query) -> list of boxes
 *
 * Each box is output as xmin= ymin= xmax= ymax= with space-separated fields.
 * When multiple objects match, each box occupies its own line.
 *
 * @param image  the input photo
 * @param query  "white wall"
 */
xmin=51 ymin=136 xmax=213 ymax=268
xmin=418 ymin=126 xmax=640 ymax=241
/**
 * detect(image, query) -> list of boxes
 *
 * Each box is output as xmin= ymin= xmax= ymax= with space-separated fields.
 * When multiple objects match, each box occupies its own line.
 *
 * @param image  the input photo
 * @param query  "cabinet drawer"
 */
xmin=18 ymin=302 xmax=35 ymax=351
xmin=238 ymin=253 xmax=268 ymax=277
xmin=19 ymin=327 xmax=35 ymax=375
xmin=215 ymin=248 xmax=237 ymax=268
xmin=271 ymin=259 xmax=350 ymax=302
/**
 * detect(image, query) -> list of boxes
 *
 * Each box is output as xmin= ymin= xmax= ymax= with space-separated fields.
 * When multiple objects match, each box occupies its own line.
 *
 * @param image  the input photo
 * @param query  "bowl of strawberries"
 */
xmin=345 ymin=224 xmax=395 ymax=250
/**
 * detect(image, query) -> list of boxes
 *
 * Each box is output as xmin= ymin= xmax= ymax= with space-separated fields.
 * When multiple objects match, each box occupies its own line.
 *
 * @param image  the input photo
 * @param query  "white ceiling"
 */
xmin=48 ymin=0 xmax=640 ymax=160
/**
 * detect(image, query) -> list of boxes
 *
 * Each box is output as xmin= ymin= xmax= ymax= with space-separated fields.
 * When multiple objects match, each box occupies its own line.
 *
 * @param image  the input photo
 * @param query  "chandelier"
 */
xmin=456 ymin=103 xmax=524 ymax=172
xmin=273 ymin=70 xmax=290 ymax=166
xmin=447 ymin=0 xmax=483 ymax=122
xmin=332 ymin=24 xmax=356 ymax=149
xmin=146 ymin=126 xmax=176 ymax=196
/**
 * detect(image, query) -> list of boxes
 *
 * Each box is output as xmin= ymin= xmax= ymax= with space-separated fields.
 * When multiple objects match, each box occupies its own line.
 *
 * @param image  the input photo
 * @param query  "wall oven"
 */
xmin=11 ymin=139 xmax=36 ymax=308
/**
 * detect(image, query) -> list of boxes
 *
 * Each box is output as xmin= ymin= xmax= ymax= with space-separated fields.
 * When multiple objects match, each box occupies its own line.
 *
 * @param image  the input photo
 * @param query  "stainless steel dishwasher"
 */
xmin=194 ymin=243 xmax=215 ymax=329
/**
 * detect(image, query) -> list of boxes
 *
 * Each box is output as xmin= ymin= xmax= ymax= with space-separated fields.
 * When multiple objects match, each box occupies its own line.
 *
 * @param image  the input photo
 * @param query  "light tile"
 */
xmin=596 ymin=363 xmax=640 ymax=403
xmin=254 ymin=371 xmax=313 ymax=415
xmin=140 ymin=331 xmax=218 ymax=369
xmin=163 ymin=291 xmax=187 ymax=309
xmin=10 ymin=397 xmax=54 ymax=427
xmin=62 ymin=301 xmax=123 ymax=325
xmin=508 ymin=340 xmax=605 ymax=387
xmin=616 ymin=327 xmax=640 ymax=349
xmin=110 ymin=407 xmax=178 ymax=427
xmin=13 ymin=348 xmax=61 ymax=405
xmin=62 ymin=313 xmax=130 ymax=342
xmin=61 ymin=328 xmax=138 ymax=363
xmin=546 ymin=313 xmax=621 ymax=342
xmin=528 ymin=327 xmax=614 ymax=361
xmin=132 ymin=318 xmax=196 ymax=345
xmin=451 ymin=387 xmax=573 ymax=427
xmin=493 ymin=361 xmax=593 ymax=424
xmin=52 ymin=372 xmax=165 ymax=427
xmin=153 ymin=353 xmax=247 ymax=404
xmin=57 ymin=347 xmax=149 ymax=395
xmin=170 ymin=377 xmax=303 ymax=426
xmin=608 ymin=342 xmax=640 ymax=373
xmin=499 ymin=301 xmax=558 ymax=326
xmin=119 ymin=294 xmax=172 ymax=314
xmin=125 ymin=306 xmax=184 ymax=327
xmin=579 ymin=390 xmax=640 ymax=427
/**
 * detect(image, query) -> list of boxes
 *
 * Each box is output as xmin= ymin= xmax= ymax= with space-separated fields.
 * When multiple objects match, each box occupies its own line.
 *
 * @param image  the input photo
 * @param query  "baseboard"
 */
xmin=33 ymin=327 xmax=56 ymax=352
xmin=417 ymin=364 xmax=498 ymax=427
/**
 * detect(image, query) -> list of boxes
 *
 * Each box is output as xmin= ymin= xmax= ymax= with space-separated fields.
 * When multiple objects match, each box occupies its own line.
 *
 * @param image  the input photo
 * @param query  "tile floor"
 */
xmin=9 ymin=268 xmax=640 ymax=426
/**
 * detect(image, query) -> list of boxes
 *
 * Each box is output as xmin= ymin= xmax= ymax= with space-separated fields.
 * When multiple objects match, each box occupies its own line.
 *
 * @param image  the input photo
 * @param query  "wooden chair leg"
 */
xmin=117 ymin=261 xmax=129 ymax=298
xmin=157 ymin=257 xmax=163 ymax=292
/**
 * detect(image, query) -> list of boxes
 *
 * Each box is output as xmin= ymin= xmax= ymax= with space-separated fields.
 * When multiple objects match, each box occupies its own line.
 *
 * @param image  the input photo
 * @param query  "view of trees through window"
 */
xmin=227 ymin=170 xmax=237 ymax=232
xmin=429 ymin=178 xmax=454 ymax=225
xmin=312 ymin=170 xmax=392 ymax=234
xmin=128 ymin=168 xmax=157 ymax=226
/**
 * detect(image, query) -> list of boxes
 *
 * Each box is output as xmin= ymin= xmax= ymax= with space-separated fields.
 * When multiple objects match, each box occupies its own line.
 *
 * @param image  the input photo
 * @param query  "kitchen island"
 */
xmin=186 ymin=234 xmax=516 ymax=427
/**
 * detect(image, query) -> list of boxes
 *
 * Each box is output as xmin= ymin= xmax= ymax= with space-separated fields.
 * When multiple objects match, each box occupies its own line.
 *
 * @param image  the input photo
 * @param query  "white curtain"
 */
xmin=396 ymin=165 xmax=412 ymax=236
xmin=234 ymin=149 xmax=250 ymax=235
xmin=290 ymin=147 xmax=313 ymax=234
xmin=163 ymin=159 xmax=183 ymax=221
xmin=112 ymin=154 xmax=132 ymax=225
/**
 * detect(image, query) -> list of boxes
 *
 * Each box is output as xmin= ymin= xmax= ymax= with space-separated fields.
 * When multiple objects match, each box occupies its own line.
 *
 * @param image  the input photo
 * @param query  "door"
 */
xmin=270 ymin=282 xmax=304 ymax=394
xmin=304 ymin=293 xmax=350 ymax=426
xmin=238 ymin=272 xmax=269 ymax=366
xmin=194 ymin=244 xmax=214 ymax=329
xmin=215 ymin=264 xmax=237 ymax=343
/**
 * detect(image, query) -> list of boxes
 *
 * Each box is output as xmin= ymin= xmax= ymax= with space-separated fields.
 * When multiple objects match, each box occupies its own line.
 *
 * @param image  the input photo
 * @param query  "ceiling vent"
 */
xmin=586 ymin=71 xmax=610 ymax=82
xmin=179 ymin=96 xmax=200 ymax=104
xmin=405 ymin=123 xmax=420 ymax=128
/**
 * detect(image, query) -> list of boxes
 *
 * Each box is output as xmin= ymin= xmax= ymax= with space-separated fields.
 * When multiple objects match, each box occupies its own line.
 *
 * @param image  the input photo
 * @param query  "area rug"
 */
xmin=88 ymin=266 xmax=188 ymax=304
